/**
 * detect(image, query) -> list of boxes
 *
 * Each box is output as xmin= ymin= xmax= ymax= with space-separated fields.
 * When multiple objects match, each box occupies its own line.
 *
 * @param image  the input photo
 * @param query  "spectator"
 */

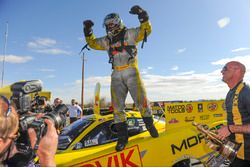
xmin=53 ymin=97 xmax=62 ymax=108
xmin=53 ymin=97 xmax=68 ymax=129
xmin=75 ymin=102 xmax=82 ymax=119
xmin=68 ymin=99 xmax=82 ymax=124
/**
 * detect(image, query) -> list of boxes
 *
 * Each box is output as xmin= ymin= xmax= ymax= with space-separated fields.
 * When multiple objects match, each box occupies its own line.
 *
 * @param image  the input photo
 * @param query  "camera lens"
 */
xmin=42 ymin=104 xmax=68 ymax=129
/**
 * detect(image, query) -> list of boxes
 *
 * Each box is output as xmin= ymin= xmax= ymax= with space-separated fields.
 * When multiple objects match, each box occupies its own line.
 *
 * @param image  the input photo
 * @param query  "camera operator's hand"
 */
xmin=28 ymin=119 xmax=58 ymax=167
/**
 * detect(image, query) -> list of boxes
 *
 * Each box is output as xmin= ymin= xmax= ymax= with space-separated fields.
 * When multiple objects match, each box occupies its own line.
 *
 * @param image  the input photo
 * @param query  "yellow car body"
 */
xmin=55 ymin=100 xmax=226 ymax=167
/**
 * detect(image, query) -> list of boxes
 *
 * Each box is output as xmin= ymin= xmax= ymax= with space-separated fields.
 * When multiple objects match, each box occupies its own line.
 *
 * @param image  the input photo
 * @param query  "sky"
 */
xmin=1 ymin=0 xmax=250 ymax=104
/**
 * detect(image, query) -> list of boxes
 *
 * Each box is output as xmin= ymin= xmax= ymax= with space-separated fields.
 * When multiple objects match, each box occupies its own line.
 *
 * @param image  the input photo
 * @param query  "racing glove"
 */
xmin=83 ymin=20 xmax=94 ymax=37
xmin=129 ymin=5 xmax=149 ymax=23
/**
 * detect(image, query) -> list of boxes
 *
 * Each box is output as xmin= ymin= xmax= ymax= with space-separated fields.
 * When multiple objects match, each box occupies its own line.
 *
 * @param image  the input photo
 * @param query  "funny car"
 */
xmin=53 ymin=84 xmax=227 ymax=167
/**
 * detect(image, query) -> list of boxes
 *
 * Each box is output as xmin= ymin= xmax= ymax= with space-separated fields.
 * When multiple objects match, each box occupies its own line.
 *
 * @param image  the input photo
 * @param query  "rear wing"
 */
xmin=94 ymin=82 xmax=101 ymax=115
xmin=164 ymin=100 xmax=226 ymax=130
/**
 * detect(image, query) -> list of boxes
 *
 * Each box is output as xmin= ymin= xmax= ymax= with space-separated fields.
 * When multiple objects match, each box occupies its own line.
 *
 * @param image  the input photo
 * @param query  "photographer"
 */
xmin=0 ymin=95 xmax=58 ymax=167
xmin=53 ymin=97 xmax=62 ymax=108
xmin=32 ymin=96 xmax=53 ymax=113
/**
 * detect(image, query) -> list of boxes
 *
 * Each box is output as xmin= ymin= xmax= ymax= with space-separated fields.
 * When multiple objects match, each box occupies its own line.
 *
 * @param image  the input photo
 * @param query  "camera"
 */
xmin=10 ymin=80 xmax=68 ymax=153
xmin=11 ymin=80 xmax=42 ymax=115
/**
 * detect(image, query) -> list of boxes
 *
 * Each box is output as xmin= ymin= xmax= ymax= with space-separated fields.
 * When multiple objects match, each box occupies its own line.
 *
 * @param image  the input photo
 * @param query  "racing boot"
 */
xmin=115 ymin=122 xmax=128 ymax=152
xmin=143 ymin=117 xmax=159 ymax=138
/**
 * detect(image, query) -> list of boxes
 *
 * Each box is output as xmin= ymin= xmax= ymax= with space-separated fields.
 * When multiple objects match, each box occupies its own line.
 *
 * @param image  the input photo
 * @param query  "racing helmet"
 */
xmin=103 ymin=13 xmax=124 ymax=37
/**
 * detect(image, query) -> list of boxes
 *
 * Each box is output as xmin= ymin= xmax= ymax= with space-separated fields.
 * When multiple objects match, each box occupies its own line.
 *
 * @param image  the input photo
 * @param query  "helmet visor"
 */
xmin=103 ymin=13 xmax=123 ymax=36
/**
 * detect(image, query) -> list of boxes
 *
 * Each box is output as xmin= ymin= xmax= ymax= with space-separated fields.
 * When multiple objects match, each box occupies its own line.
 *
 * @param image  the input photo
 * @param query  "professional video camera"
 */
xmin=10 ymin=80 xmax=68 ymax=153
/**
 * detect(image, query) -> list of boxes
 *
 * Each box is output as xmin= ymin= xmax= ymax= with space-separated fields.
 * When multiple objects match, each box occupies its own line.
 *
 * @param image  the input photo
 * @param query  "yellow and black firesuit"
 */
xmin=83 ymin=5 xmax=158 ymax=151
xmin=225 ymin=81 xmax=250 ymax=161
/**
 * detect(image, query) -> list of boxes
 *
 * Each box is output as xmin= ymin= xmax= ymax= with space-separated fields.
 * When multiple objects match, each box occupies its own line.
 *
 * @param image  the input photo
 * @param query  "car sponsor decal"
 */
xmin=213 ymin=113 xmax=223 ymax=118
xmin=168 ymin=118 xmax=179 ymax=124
xmin=84 ymin=139 xmax=98 ymax=147
xmin=185 ymin=104 xmax=193 ymax=113
xmin=200 ymin=115 xmax=209 ymax=120
xmin=198 ymin=103 xmax=203 ymax=112
xmin=185 ymin=116 xmax=195 ymax=122
xmin=207 ymin=103 xmax=217 ymax=111
xmin=70 ymin=145 xmax=143 ymax=167
xmin=98 ymin=118 xmax=106 ymax=122
xmin=166 ymin=105 xmax=186 ymax=114
xmin=171 ymin=133 xmax=204 ymax=155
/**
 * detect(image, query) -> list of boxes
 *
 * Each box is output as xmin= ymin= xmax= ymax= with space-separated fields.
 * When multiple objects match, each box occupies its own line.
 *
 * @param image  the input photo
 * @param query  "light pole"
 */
xmin=79 ymin=44 xmax=89 ymax=112
xmin=1 ymin=22 xmax=8 ymax=87
xmin=81 ymin=53 xmax=86 ymax=111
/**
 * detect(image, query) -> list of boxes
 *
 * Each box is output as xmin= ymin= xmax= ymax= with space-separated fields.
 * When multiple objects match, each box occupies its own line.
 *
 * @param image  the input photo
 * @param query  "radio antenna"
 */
xmin=1 ymin=22 xmax=8 ymax=87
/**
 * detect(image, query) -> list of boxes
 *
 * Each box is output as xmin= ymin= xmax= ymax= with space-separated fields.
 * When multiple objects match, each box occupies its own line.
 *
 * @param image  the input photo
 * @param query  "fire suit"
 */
xmin=85 ymin=21 xmax=153 ymax=123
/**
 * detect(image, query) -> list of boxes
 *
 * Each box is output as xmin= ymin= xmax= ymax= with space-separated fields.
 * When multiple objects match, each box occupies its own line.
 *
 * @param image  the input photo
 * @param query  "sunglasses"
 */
xmin=222 ymin=66 xmax=228 ymax=71
xmin=0 ymin=95 xmax=11 ymax=117
xmin=222 ymin=65 xmax=239 ymax=72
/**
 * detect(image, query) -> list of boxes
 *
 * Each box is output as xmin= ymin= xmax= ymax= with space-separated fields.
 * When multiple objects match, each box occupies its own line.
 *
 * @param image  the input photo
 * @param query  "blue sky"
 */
xmin=1 ymin=0 xmax=250 ymax=104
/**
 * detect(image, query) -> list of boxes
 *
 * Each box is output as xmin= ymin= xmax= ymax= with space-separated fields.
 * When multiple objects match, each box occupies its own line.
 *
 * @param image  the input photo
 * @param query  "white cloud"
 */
xmin=211 ymin=55 xmax=250 ymax=69
xmin=0 ymin=54 xmax=32 ymax=63
xmin=36 ymin=48 xmax=71 ymax=55
xmin=231 ymin=48 xmax=250 ymax=52
xmin=171 ymin=65 xmax=179 ymax=71
xmin=52 ymin=76 xmax=111 ymax=104
xmin=147 ymin=67 xmax=153 ymax=70
xmin=141 ymin=66 xmax=153 ymax=74
xmin=54 ymin=70 xmax=224 ymax=104
xmin=177 ymin=71 xmax=195 ymax=75
xmin=53 ymin=55 xmax=250 ymax=104
xmin=177 ymin=48 xmax=186 ymax=54
xmin=27 ymin=38 xmax=71 ymax=55
xmin=85 ymin=76 xmax=111 ymax=87
xmin=211 ymin=55 xmax=250 ymax=86
xmin=27 ymin=38 xmax=56 ymax=49
xmin=45 ymin=75 xmax=56 ymax=79
xmin=37 ymin=38 xmax=57 ymax=46
xmin=38 ymin=68 xmax=55 ymax=72
xmin=217 ymin=17 xmax=230 ymax=28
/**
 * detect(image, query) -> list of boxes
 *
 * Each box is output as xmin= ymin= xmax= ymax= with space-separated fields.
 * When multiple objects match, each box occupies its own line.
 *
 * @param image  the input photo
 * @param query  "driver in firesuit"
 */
xmin=83 ymin=5 xmax=159 ymax=152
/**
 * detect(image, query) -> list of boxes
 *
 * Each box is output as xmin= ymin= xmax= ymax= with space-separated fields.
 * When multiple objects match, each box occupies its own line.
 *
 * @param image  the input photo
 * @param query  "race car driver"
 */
xmin=83 ymin=5 xmax=158 ymax=152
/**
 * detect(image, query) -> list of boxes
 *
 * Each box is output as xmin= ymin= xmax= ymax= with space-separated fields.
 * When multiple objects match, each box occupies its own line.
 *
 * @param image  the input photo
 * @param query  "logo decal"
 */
xmin=186 ymin=104 xmax=193 ymax=113
xmin=71 ymin=145 xmax=142 ymax=167
xmin=168 ymin=118 xmax=179 ymax=124
xmin=198 ymin=103 xmax=203 ymax=112
xmin=207 ymin=103 xmax=217 ymax=111
xmin=200 ymin=115 xmax=209 ymax=120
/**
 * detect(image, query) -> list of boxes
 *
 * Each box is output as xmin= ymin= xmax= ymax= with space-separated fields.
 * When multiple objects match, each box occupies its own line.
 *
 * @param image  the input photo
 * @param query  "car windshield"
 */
xmin=58 ymin=115 xmax=95 ymax=150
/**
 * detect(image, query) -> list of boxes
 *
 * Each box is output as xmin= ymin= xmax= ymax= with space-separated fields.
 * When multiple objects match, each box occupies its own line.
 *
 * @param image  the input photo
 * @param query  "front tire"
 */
xmin=172 ymin=158 xmax=204 ymax=167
